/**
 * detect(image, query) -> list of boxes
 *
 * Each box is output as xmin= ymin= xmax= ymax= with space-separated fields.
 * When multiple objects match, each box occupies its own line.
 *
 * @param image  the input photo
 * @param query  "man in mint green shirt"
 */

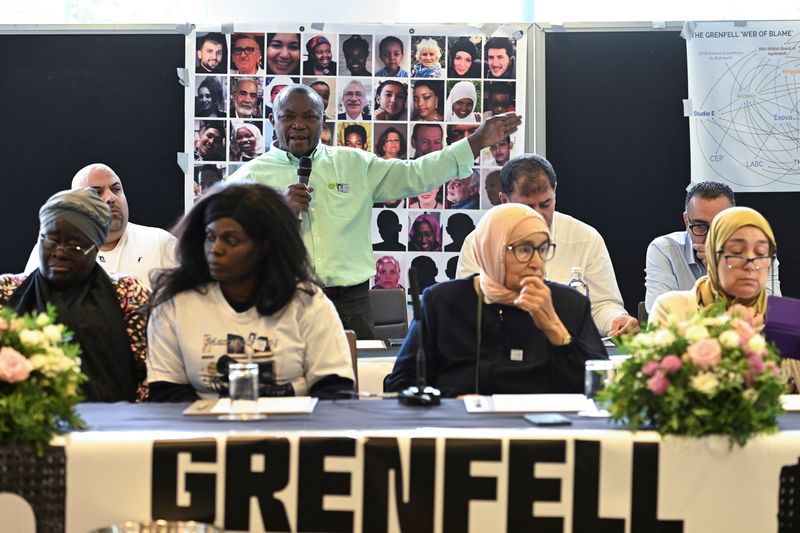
xmin=232 ymin=84 xmax=521 ymax=339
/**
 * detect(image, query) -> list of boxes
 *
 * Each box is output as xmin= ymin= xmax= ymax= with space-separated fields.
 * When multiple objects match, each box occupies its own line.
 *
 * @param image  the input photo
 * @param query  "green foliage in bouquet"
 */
xmin=599 ymin=302 xmax=786 ymax=447
xmin=0 ymin=305 xmax=87 ymax=453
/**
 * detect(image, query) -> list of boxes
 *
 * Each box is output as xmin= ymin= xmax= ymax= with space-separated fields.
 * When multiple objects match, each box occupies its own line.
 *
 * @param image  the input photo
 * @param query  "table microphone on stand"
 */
xmin=399 ymin=267 xmax=441 ymax=406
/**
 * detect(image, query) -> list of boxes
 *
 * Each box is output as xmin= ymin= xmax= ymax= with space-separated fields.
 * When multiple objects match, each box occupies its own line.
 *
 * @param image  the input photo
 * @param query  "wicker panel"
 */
xmin=0 ymin=444 xmax=66 ymax=533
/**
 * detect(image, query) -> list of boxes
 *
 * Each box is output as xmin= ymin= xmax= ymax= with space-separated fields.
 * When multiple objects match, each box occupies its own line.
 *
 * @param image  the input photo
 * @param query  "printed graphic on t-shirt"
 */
xmin=198 ymin=330 xmax=277 ymax=392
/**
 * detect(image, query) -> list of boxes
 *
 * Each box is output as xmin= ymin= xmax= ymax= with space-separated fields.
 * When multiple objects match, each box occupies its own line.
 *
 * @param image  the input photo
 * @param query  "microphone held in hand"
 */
xmin=297 ymin=155 xmax=312 ymax=185
xmin=296 ymin=155 xmax=312 ymax=222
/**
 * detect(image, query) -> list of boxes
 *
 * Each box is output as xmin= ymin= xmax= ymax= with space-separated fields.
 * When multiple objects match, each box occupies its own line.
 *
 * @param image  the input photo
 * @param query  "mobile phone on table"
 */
xmin=524 ymin=413 xmax=572 ymax=426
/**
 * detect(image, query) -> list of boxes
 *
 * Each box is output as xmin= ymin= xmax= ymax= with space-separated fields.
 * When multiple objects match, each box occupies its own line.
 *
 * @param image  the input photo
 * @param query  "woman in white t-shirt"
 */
xmin=147 ymin=182 xmax=354 ymax=401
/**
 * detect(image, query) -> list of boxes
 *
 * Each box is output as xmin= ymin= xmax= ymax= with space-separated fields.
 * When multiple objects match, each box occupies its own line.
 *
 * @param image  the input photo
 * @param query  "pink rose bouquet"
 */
xmin=599 ymin=301 xmax=785 ymax=446
xmin=0 ymin=305 xmax=86 ymax=453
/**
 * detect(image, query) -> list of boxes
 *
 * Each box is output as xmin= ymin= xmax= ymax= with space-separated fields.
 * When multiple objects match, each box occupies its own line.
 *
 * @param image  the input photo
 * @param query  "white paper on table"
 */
xmin=209 ymin=397 xmax=318 ymax=414
xmin=356 ymin=339 xmax=387 ymax=350
xmin=781 ymin=395 xmax=800 ymax=411
xmin=465 ymin=394 xmax=595 ymax=413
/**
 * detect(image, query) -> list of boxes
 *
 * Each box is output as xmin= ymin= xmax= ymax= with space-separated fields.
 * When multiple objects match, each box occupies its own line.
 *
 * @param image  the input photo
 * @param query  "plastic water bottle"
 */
xmin=568 ymin=267 xmax=590 ymax=299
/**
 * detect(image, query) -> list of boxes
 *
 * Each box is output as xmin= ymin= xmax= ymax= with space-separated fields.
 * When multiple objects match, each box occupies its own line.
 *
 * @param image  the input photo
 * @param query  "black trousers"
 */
xmin=323 ymin=280 xmax=375 ymax=340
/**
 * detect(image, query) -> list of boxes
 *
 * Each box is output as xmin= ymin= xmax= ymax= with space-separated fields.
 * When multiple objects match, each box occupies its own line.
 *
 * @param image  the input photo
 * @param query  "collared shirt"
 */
xmin=644 ymin=230 xmax=781 ymax=313
xmin=456 ymin=211 xmax=629 ymax=336
xmin=230 ymin=139 xmax=475 ymax=287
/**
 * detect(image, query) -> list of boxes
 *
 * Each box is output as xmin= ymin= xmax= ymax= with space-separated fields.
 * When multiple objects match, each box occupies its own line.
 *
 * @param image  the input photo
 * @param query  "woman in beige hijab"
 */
xmin=384 ymin=203 xmax=605 ymax=397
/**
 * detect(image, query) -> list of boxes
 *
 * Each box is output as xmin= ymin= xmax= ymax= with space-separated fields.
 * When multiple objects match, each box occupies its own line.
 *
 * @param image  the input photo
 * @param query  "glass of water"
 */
xmin=579 ymin=359 xmax=617 ymax=417
xmin=218 ymin=362 xmax=266 ymax=421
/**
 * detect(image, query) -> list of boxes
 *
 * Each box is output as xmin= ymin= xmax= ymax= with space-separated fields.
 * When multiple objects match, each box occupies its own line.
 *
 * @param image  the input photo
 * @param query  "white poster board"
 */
xmin=188 ymin=23 xmax=528 ymax=292
xmin=685 ymin=20 xmax=800 ymax=192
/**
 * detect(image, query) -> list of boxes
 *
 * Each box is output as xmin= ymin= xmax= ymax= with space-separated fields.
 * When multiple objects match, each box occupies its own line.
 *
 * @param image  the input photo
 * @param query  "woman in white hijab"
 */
xmin=230 ymin=122 xmax=265 ymax=162
xmin=445 ymin=81 xmax=481 ymax=123
xmin=384 ymin=203 xmax=605 ymax=397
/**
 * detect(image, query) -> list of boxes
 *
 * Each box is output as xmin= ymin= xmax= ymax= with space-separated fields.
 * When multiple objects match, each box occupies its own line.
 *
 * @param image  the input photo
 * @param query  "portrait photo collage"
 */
xmin=191 ymin=27 xmax=525 ymax=293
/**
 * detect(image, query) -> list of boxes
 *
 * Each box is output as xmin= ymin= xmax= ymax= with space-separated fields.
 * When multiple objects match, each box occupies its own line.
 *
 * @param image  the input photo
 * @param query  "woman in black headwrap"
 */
xmin=448 ymin=37 xmax=482 ymax=78
xmin=0 ymin=188 xmax=150 ymax=402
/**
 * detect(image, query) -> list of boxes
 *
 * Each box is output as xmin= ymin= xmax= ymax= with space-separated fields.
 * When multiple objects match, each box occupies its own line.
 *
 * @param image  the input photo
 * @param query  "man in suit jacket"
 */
xmin=338 ymin=80 xmax=371 ymax=120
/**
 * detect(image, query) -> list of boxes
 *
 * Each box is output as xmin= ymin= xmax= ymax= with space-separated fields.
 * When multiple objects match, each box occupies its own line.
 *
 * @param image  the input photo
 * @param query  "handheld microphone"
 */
xmin=296 ymin=156 xmax=312 ymax=222
xmin=399 ymin=267 xmax=441 ymax=406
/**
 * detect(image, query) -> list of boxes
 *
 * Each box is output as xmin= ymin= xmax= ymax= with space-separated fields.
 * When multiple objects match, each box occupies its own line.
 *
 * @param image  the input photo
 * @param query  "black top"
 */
xmin=384 ymin=276 xmax=606 ymax=397
xmin=7 ymin=266 xmax=139 ymax=402
xmin=302 ymin=59 xmax=337 ymax=76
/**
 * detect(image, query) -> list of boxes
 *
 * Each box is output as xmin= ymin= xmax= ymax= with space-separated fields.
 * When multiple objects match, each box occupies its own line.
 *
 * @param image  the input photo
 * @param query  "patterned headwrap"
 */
xmin=306 ymin=35 xmax=331 ymax=54
xmin=39 ymin=188 xmax=111 ymax=249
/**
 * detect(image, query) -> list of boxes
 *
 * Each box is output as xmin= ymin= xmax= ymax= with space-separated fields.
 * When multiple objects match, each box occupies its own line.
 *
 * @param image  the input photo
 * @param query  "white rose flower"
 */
xmin=28 ymin=354 xmax=48 ymax=371
xmin=30 ymin=354 xmax=60 ymax=378
xmin=43 ymin=324 xmax=63 ymax=344
xmin=19 ymin=329 xmax=45 ymax=348
xmin=652 ymin=329 xmax=676 ymax=347
xmin=744 ymin=389 xmax=758 ymax=402
xmin=701 ymin=316 xmax=729 ymax=328
xmin=691 ymin=372 xmax=719 ymax=395
xmin=634 ymin=332 xmax=655 ymax=348
xmin=746 ymin=334 xmax=767 ymax=353
xmin=718 ymin=330 xmax=741 ymax=349
xmin=685 ymin=325 xmax=710 ymax=343
xmin=46 ymin=346 xmax=64 ymax=358
xmin=35 ymin=313 xmax=51 ymax=327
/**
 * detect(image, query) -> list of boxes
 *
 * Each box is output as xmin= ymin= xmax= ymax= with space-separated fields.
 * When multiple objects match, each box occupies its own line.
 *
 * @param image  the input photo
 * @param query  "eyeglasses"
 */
xmin=39 ymin=236 xmax=96 ymax=258
xmin=232 ymin=47 xmax=257 ymax=55
xmin=688 ymin=223 xmax=710 ymax=236
xmin=718 ymin=254 xmax=774 ymax=270
xmin=717 ymin=254 xmax=775 ymax=270
xmin=344 ymin=91 xmax=364 ymax=98
xmin=506 ymin=241 xmax=556 ymax=263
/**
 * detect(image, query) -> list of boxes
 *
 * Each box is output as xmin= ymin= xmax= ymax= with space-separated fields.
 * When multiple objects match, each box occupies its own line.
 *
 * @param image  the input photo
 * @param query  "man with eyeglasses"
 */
xmin=24 ymin=164 xmax=176 ymax=291
xmin=456 ymin=154 xmax=639 ymax=337
xmin=230 ymin=33 xmax=264 ymax=75
xmin=338 ymin=80 xmax=371 ymax=120
xmin=644 ymin=181 xmax=781 ymax=314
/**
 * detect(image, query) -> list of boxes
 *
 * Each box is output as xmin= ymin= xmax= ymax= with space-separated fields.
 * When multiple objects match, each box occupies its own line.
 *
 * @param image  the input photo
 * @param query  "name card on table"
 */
xmin=464 ymin=394 xmax=595 ymax=413
xmin=781 ymin=395 xmax=800 ymax=411
xmin=356 ymin=340 xmax=387 ymax=350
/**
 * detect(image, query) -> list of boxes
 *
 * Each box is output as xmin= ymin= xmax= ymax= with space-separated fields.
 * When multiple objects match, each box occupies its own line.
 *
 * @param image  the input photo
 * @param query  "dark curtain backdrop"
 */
xmin=0 ymin=33 xmax=185 ymax=273
xmin=545 ymin=30 xmax=799 ymax=314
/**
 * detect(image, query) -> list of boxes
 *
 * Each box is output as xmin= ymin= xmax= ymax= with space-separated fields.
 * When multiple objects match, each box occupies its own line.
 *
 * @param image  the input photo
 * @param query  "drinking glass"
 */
xmin=218 ymin=362 xmax=266 ymax=421
xmin=579 ymin=359 xmax=617 ymax=417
